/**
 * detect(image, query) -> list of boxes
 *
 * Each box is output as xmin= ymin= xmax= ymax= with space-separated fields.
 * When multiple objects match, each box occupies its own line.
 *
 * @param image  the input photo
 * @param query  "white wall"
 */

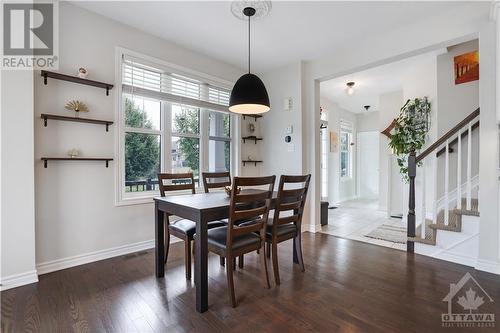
xmin=320 ymin=98 xmax=357 ymax=204
xmin=356 ymin=111 xmax=379 ymax=132
xmin=259 ymin=63 xmax=303 ymax=177
xmin=33 ymin=3 xmax=241 ymax=270
xmin=1 ymin=70 xmax=38 ymax=289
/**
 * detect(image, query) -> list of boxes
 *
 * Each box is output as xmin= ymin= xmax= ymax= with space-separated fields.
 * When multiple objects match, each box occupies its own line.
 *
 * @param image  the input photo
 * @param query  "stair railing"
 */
xmin=407 ymin=108 xmax=480 ymax=253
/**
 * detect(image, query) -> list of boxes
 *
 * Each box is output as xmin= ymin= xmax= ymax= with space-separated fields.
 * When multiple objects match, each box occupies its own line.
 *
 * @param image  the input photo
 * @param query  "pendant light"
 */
xmin=229 ymin=6 xmax=270 ymax=114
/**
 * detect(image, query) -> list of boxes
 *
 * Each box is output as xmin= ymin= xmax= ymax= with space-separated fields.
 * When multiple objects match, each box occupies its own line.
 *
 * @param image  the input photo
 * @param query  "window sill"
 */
xmin=115 ymin=194 xmax=157 ymax=207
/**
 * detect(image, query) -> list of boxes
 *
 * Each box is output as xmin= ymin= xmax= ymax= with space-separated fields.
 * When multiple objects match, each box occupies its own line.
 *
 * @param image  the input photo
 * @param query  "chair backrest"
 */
xmin=202 ymin=171 xmax=231 ymax=193
xmin=227 ymin=176 xmax=276 ymax=246
xmin=157 ymin=172 xmax=196 ymax=197
xmin=272 ymin=175 xmax=311 ymax=230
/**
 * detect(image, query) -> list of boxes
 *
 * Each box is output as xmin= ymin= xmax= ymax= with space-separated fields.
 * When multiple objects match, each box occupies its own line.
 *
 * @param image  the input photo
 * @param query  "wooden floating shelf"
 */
xmin=242 ymin=136 xmax=263 ymax=144
xmin=41 ymin=70 xmax=114 ymax=96
xmin=41 ymin=157 xmax=113 ymax=168
xmin=242 ymin=114 xmax=263 ymax=121
xmin=242 ymin=160 xmax=263 ymax=167
xmin=41 ymin=113 xmax=114 ymax=132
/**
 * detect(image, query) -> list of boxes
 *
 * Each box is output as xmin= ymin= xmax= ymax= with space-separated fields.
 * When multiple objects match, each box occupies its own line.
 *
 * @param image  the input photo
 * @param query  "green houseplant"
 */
xmin=388 ymin=97 xmax=431 ymax=182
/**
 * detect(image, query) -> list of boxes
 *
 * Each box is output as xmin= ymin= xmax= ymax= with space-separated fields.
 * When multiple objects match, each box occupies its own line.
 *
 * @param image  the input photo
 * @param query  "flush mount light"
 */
xmin=229 ymin=4 xmax=270 ymax=115
xmin=364 ymin=105 xmax=371 ymax=111
xmin=346 ymin=82 xmax=355 ymax=95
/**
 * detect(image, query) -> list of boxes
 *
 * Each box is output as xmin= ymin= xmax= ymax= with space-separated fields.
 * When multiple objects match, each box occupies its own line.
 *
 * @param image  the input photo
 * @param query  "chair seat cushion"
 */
xmin=207 ymin=226 xmax=261 ymax=251
xmin=169 ymin=219 xmax=225 ymax=238
xmin=266 ymin=218 xmax=297 ymax=238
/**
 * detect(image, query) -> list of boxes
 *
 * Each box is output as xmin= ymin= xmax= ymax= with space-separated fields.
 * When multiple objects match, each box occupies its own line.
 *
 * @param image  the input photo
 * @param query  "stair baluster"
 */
xmin=466 ymin=122 xmax=472 ymax=210
xmin=421 ymin=162 xmax=426 ymax=239
xmin=457 ymin=130 xmax=462 ymax=209
xmin=444 ymin=139 xmax=450 ymax=226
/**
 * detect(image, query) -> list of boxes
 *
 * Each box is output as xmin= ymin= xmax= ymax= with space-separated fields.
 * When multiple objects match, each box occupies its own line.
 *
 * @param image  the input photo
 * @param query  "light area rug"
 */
xmin=365 ymin=224 xmax=407 ymax=244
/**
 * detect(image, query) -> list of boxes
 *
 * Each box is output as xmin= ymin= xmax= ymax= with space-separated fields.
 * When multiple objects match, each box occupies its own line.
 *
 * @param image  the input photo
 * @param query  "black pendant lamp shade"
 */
xmin=229 ymin=6 xmax=270 ymax=114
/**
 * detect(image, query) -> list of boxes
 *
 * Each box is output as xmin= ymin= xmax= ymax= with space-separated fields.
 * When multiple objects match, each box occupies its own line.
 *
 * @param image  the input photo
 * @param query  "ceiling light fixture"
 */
xmin=229 ymin=6 xmax=270 ymax=115
xmin=364 ymin=105 xmax=371 ymax=111
xmin=346 ymin=82 xmax=355 ymax=95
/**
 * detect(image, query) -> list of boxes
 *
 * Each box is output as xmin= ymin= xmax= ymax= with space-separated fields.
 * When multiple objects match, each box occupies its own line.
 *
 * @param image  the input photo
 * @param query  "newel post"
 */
xmin=407 ymin=150 xmax=416 ymax=253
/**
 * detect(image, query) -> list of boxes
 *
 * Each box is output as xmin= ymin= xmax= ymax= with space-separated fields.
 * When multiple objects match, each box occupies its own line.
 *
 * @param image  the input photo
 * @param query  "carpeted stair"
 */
xmin=409 ymin=198 xmax=479 ymax=246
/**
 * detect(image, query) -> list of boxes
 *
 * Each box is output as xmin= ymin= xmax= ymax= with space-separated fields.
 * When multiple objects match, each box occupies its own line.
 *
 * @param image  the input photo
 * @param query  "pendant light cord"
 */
xmin=248 ymin=14 xmax=251 ymax=73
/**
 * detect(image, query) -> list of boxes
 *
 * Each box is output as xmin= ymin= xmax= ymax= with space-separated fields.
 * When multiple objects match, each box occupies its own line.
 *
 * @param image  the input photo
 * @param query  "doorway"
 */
xmin=357 ymin=131 xmax=379 ymax=201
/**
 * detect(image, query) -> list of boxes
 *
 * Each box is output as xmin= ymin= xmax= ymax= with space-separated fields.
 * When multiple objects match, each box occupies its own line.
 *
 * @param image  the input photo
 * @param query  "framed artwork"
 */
xmin=454 ymin=50 xmax=479 ymax=85
xmin=330 ymin=131 xmax=338 ymax=153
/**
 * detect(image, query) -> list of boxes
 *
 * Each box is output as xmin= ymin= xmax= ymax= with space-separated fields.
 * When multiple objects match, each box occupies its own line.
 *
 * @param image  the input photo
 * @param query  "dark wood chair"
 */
xmin=202 ymin=171 xmax=231 ymax=193
xmin=207 ymin=175 xmax=276 ymax=307
xmin=266 ymin=174 xmax=311 ymax=285
xmin=158 ymin=172 xmax=225 ymax=280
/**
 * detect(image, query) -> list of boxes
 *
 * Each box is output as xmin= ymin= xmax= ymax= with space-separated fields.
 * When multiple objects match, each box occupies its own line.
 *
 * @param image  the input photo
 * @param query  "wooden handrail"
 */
xmin=435 ymin=120 xmax=479 ymax=158
xmin=416 ymin=108 xmax=480 ymax=163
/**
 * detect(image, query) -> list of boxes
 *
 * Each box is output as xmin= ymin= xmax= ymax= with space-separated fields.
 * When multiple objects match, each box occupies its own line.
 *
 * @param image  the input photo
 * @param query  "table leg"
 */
xmin=195 ymin=215 xmax=208 ymax=313
xmin=293 ymin=237 xmax=299 ymax=264
xmin=155 ymin=201 xmax=165 ymax=278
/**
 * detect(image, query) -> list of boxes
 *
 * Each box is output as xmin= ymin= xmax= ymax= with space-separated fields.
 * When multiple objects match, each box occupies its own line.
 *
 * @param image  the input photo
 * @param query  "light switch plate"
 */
xmin=285 ymin=125 xmax=293 ymax=134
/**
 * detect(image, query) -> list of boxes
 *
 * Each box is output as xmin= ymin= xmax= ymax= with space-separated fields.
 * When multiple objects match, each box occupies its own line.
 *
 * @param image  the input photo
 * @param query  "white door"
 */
xmin=357 ymin=131 xmax=379 ymax=199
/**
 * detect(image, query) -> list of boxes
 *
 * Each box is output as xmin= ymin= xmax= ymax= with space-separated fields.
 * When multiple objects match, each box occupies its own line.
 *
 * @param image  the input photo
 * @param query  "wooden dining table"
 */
xmin=154 ymin=190 xmax=296 ymax=313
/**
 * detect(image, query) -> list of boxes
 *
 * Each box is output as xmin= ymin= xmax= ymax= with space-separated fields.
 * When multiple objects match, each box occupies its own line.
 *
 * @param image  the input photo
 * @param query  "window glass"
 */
xmin=171 ymin=136 xmax=200 ymax=186
xmin=171 ymin=104 xmax=199 ymax=134
xmin=125 ymin=133 xmax=160 ymax=192
xmin=124 ymin=96 xmax=161 ymax=130
xmin=209 ymin=112 xmax=230 ymax=138
xmin=209 ymin=140 xmax=230 ymax=172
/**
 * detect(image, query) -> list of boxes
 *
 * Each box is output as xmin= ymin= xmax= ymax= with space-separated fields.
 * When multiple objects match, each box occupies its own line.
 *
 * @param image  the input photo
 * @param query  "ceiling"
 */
xmin=320 ymin=49 xmax=445 ymax=113
xmin=72 ymin=1 xmax=476 ymax=72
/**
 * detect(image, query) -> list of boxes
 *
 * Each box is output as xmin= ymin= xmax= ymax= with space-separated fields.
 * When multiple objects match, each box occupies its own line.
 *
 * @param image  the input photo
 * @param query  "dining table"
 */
xmin=154 ymin=190 xmax=297 ymax=313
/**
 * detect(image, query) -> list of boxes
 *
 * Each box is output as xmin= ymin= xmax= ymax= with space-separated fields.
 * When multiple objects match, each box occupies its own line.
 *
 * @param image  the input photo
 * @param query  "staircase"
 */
xmin=406 ymin=109 xmax=480 ymax=266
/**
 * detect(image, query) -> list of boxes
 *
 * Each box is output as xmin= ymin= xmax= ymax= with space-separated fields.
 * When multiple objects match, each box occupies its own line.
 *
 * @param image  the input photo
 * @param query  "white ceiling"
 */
xmin=73 ymin=1 xmax=474 ymax=72
xmin=320 ymin=49 xmax=445 ymax=113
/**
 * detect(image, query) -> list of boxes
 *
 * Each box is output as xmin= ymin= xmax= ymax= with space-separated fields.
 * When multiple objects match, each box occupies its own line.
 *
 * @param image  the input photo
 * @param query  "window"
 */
xmin=117 ymin=50 xmax=234 ymax=203
xmin=340 ymin=121 xmax=353 ymax=178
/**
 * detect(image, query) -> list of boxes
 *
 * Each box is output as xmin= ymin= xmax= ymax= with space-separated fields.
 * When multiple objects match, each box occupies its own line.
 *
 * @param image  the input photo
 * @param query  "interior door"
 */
xmin=357 ymin=131 xmax=380 ymax=199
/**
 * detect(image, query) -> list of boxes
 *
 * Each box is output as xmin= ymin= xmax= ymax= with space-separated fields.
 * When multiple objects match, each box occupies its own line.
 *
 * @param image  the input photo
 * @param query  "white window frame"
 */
xmin=340 ymin=120 xmax=353 ymax=180
xmin=115 ymin=47 xmax=237 ymax=206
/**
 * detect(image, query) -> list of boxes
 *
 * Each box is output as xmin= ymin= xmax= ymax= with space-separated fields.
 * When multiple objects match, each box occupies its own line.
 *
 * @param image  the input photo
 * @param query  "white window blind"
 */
xmin=122 ymin=55 xmax=230 ymax=113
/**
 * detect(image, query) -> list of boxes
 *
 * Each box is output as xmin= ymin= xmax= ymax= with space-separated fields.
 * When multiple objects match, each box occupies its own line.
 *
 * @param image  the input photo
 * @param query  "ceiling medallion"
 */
xmin=231 ymin=1 xmax=272 ymax=20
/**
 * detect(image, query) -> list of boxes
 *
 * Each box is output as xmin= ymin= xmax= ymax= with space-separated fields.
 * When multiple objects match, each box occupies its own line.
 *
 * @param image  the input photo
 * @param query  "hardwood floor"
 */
xmin=2 ymin=233 xmax=499 ymax=332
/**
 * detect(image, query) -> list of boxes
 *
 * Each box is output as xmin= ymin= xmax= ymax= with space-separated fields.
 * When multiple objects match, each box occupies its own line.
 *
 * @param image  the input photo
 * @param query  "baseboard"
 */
xmin=302 ymin=223 xmax=322 ymax=233
xmin=475 ymin=259 xmax=500 ymax=275
xmin=36 ymin=239 xmax=157 ymax=275
xmin=0 ymin=270 xmax=38 ymax=291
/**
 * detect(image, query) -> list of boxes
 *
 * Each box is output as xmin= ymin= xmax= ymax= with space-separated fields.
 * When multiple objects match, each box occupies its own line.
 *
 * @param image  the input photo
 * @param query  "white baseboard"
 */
xmin=475 ymin=259 xmax=500 ymax=275
xmin=0 ymin=270 xmax=38 ymax=291
xmin=36 ymin=239 xmax=156 ymax=275
xmin=302 ymin=223 xmax=322 ymax=233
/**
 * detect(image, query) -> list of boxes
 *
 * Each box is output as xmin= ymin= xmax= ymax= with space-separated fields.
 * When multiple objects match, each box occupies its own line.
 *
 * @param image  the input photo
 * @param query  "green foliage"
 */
xmin=125 ymin=98 xmax=160 ymax=181
xmin=173 ymin=109 xmax=199 ymax=175
xmin=388 ymin=97 xmax=431 ymax=182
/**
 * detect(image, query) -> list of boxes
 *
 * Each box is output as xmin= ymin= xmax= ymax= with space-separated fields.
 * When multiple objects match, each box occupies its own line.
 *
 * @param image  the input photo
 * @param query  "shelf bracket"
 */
xmin=106 ymin=87 xmax=110 ymax=96
xmin=43 ymin=72 xmax=48 ymax=85
xmin=43 ymin=160 xmax=47 ymax=168
xmin=106 ymin=123 xmax=109 ymax=132
xmin=106 ymin=160 xmax=109 ymax=168
xmin=43 ymin=116 xmax=47 ymax=127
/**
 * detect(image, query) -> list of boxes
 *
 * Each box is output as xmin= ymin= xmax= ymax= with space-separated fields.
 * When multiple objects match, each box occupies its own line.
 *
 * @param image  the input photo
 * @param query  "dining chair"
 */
xmin=202 ymin=171 xmax=231 ymax=193
xmin=158 ymin=172 xmax=225 ymax=279
xmin=266 ymin=174 xmax=311 ymax=285
xmin=207 ymin=175 xmax=276 ymax=307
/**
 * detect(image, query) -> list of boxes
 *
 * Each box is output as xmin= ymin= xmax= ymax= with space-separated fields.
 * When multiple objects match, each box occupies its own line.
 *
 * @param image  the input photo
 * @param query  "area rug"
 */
xmin=365 ymin=224 xmax=407 ymax=244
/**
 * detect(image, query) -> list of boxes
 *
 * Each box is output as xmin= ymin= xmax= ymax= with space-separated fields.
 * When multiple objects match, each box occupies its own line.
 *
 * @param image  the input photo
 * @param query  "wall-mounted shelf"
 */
xmin=41 ymin=113 xmax=114 ymax=132
xmin=242 ymin=114 xmax=263 ymax=121
xmin=242 ymin=136 xmax=263 ymax=144
xmin=41 ymin=70 xmax=114 ymax=96
xmin=41 ymin=157 xmax=113 ymax=168
xmin=242 ymin=160 xmax=263 ymax=167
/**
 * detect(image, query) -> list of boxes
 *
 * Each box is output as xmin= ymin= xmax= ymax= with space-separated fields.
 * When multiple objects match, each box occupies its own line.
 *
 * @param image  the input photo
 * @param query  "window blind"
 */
xmin=122 ymin=55 xmax=231 ymax=113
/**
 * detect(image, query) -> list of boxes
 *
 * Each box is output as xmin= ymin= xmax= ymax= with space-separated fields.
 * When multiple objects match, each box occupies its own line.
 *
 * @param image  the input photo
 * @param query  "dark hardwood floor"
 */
xmin=2 ymin=233 xmax=499 ymax=332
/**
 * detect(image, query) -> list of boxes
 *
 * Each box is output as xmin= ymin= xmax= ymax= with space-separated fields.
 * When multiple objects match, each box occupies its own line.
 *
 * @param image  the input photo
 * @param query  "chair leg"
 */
xmin=238 ymin=255 xmax=244 ymax=268
xmin=185 ymin=239 xmax=192 ymax=279
xmin=259 ymin=243 xmax=271 ymax=289
xmin=164 ymin=224 xmax=170 ymax=265
xmin=232 ymin=257 xmax=237 ymax=270
xmin=226 ymin=255 xmax=237 ymax=307
xmin=220 ymin=256 xmax=225 ymax=267
xmin=266 ymin=242 xmax=271 ymax=258
xmin=272 ymin=241 xmax=280 ymax=285
xmin=294 ymin=233 xmax=305 ymax=272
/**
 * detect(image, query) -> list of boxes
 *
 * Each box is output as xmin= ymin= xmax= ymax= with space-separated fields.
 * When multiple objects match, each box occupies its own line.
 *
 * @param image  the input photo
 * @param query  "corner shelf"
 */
xmin=41 ymin=70 xmax=114 ymax=96
xmin=242 ymin=160 xmax=263 ymax=167
xmin=41 ymin=113 xmax=114 ymax=132
xmin=41 ymin=157 xmax=113 ymax=168
xmin=242 ymin=114 xmax=263 ymax=121
xmin=242 ymin=136 xmax=263 ymax=144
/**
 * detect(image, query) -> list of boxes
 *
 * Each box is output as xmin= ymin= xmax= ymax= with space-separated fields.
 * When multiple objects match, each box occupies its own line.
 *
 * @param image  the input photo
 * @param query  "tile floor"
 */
xmin=320 ymin=198 xmax=406 ymax=251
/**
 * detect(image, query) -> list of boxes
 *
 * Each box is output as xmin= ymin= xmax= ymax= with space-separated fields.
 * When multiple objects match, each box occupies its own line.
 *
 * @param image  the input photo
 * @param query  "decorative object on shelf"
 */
xmin=224 ymin=185 xmax=241 ymax=197
xmin=229 ymin=5 xmax=270 ymax=114
xmin=248 ymin=122 xmax=255 ymax=133
xmin=388 ymin=97 xmax=431 ymax=182
xmin=454 ymin=50 xmax=479 ymax=85
xmin=78 ymin=67 xmax=88 ymax=79
xmin=41 ymin=113 xmax=113 ymax=132
xmin=68 ymin=149 xmax=80 ymax=158
xmin=64 ymin=100 xmax=89 ymax=117
xmin=242 ymin=135 xmax=262 ymax=144
xmin=345 ymin=82 xmax=355 ymax=95
xmin=41 ymin=70 xmax=114 ymax=96
xmin=247 ymin=155 xmax=253 ymax=161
